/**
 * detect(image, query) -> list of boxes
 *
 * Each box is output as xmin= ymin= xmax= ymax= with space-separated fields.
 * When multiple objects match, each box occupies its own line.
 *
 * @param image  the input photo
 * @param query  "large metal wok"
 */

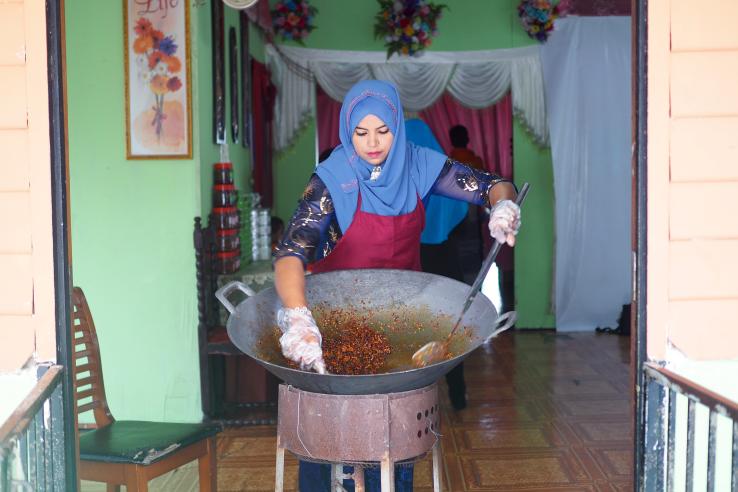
xmin=216 ymin=269 xmax=514 ymax=395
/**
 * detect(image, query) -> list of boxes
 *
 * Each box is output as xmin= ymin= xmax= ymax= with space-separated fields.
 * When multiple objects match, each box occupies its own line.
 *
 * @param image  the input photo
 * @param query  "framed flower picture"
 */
xmin=124 ymin=0 xmax=192 ymax=159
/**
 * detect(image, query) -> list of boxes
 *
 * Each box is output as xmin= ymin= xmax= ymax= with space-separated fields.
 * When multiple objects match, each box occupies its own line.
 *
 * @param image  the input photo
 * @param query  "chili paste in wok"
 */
xmin=317 ymin=307 xmax=392 ymax=374
xmin=256 ymin=304 xmax=476 ymax=375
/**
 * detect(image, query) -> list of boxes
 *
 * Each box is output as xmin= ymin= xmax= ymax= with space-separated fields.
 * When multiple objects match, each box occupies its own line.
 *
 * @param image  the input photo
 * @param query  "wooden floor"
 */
xmin=82 ymin=330 xmax=634 ymax=491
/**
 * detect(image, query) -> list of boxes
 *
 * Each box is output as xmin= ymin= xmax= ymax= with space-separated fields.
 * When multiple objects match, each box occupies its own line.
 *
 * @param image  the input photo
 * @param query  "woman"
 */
xmin=273 ymin=80 xmax=520 ymax=491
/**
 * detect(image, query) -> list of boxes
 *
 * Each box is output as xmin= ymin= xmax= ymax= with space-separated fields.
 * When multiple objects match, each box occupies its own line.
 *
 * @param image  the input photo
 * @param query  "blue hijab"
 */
xmin=316 ymin=80 xmax=447 ymax=233
xmin=405 ymin=119 xmax=469 ymax=245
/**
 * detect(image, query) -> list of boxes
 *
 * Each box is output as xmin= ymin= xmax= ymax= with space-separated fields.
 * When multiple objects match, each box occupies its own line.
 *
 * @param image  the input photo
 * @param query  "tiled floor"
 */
xmin=82 ymin=330 xmax=634 ymax=491
xmin=218 ymin=331 xmax=633 ymax=491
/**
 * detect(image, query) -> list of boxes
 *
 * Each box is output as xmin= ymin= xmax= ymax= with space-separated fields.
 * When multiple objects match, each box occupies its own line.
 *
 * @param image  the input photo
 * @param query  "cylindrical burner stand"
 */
xmin=275 ymin=383 xmax=442 ymax=492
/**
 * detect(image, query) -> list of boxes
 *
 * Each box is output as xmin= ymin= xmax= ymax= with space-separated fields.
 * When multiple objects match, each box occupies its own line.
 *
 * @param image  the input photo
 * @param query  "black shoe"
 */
xmin=449 ymin=391 xmax=467 ymax=411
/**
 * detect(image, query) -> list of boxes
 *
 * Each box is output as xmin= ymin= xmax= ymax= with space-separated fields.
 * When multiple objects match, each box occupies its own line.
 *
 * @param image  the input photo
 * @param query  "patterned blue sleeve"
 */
xmin=428 ymin=159 xmax=510 ymax=206
xmin=273 ymin=174 xmax=342 ymax=265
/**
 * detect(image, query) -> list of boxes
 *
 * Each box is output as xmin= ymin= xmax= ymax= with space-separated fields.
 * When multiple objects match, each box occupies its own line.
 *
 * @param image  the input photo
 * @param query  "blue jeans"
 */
xmin=298 ymin=461 xmax=413 ymax=491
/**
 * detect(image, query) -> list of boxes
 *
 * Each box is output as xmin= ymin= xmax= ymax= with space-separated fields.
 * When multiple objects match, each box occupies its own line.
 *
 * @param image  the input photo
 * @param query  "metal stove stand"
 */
xmin=275 ymin=383 xmax=443 ymax=492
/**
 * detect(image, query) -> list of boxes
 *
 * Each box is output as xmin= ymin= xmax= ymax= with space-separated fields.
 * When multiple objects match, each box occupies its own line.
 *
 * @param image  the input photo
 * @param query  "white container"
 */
xmin=251 ymin=208 xmax=270 ymax=225
xmin=249 ymin=207 xmax=271 ymax=262
xmin=259 ymin=245 xmax=272 ymax=261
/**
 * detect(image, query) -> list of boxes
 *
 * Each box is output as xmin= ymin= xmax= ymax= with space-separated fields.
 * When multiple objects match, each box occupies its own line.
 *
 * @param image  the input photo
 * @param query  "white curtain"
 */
xmin=266 ymin=45 xmax=549 ymax=150
xmin=541 ymin=17 xmax=632 ymax=331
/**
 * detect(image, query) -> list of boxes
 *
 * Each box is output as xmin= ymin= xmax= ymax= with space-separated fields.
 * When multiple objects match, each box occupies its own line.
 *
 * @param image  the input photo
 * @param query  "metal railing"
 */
xmin=0 ymin=365 xmax=67 ymax=492
xmin=641 ymin=363 xmax=738 ymax=491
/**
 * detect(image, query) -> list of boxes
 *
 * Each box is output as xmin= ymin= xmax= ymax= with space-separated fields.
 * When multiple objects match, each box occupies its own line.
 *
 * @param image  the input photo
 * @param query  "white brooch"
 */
xmin=370 ymin=166 xmax=382 ymax=181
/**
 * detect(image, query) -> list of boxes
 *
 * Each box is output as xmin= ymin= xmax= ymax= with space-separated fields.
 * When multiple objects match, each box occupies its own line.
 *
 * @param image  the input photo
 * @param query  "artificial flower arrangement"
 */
xmin=132 ymin=18 xmax=183 ymax=141
xmin=271 ymin=0 xmax=318 ymax=44
xmin=517 ymin=0 xmax=569 ymax=43
xmin=374 ymin=0 xmax=447 ymax=59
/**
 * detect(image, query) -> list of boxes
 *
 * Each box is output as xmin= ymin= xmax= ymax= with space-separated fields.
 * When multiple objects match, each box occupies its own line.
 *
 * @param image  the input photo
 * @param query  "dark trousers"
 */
xmin=299 ymin=462 xmax=413 ymax=491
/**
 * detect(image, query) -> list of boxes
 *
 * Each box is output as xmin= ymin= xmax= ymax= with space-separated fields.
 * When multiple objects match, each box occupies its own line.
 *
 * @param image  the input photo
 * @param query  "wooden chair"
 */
xmin=72 ymin=287 xmax=220 ymax=491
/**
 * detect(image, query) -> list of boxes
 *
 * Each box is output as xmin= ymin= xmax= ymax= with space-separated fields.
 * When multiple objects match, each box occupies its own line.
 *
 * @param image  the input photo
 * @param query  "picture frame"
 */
xmin=229 ymin=27 xmax=239 ymax=144
xmin=123 ymin=0 xmax=193 ymax=159
xmin=240 ymin=11 xmax=251 ymax=149
xmin=212 ymin=0 xmax=226 ymax=144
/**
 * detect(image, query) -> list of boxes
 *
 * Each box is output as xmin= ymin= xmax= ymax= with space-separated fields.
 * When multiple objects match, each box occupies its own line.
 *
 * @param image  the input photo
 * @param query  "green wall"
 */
xmin=512 ymin=121 xmax=555 ymax=328
xmin=272 ymin=0 xmax=555 ymax=328
xmin=66 ymin=1 xmax=260 ymax=422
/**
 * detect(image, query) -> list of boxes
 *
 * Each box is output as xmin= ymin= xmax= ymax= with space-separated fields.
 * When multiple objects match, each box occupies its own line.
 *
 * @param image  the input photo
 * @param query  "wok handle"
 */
xmin=215 ymin=281 xmax=256 ymax=314
xmin=484 ymin=311 xmax=517 ymax=344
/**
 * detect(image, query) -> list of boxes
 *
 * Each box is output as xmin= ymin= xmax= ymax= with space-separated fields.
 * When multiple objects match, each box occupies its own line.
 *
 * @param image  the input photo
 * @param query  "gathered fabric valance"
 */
xmin=265 ymin=45 xmax=548 ymax=150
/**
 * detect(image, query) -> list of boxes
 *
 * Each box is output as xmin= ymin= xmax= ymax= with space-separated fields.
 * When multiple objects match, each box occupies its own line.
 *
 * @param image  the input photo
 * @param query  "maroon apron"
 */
xmin=310 ymin=195 xmax=425 ymax=273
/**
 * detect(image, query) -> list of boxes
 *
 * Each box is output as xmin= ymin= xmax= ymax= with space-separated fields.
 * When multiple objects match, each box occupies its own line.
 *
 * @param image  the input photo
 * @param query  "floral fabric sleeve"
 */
xmin=273 ymin=174 xmax=342 ymax=265
xmin=429 ymin=159 xmax=510 ymax=206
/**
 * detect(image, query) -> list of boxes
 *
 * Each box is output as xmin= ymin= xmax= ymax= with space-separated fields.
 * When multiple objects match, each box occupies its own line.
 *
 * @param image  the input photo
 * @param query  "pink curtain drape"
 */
xmin=316 ymin=85 xmax=341 ymax=157
xmin=420 ymin=92 xmax=513 ymax=179
xmin=251 ymin=60 xmax=276 ymax=208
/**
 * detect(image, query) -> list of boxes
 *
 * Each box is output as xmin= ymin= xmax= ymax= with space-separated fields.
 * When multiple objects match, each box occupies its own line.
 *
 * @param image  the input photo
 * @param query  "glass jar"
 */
xmin=211 ymin=206 xmax=240 ymax=229
xmin=216 ymin=228 xmax=241 ymax=252
xmin=213 ymin=184 xmax=238 ymax=207
xmin=213 ymin=162 xmax=234 ymax=185
xmin=214 ymin=249 xmax=241 ymax=274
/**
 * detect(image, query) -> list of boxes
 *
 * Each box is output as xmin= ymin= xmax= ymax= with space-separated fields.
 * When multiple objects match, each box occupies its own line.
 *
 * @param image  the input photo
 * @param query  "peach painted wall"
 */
xmin=0 ymin=0 xmax=56 ymax=371
xmin=647 ymin=0 xmax=738 ymax=361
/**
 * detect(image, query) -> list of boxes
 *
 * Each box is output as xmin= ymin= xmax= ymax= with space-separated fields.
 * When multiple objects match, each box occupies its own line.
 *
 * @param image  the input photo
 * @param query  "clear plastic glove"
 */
xmin=276 ymin=307 xmax=327 ymax=374
xmin=488 ymin=199 xmax=521 ymax=246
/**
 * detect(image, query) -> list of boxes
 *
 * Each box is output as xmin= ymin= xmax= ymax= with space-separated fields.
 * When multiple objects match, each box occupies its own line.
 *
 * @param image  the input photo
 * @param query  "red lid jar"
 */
xmin=211 ymin=206 xmax=240 ymax=229
xmin=215 ymin=228 xmax=241 ymax=252
xmin=213 ymin=183 xmax=238 ymax=207
xmin=213 ymin=162 xmax=234 ymax=185
xmin=214 ymin=249 xmax=241 ymax=274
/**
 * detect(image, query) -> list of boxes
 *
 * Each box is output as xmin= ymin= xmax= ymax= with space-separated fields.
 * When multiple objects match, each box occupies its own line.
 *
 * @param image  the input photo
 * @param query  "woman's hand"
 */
xmin=277 ymin=306 xmax=327 ymax=374
xmin=274 ymin=258 xmax=325 ymax=372
xmin=488 ymin=199 xmax=521 ymax=246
